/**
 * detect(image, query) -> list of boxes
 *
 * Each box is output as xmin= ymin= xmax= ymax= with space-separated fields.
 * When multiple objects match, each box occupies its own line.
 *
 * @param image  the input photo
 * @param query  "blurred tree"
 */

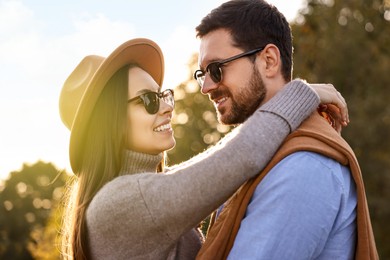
xmin=291 ymin=0 xmax=390 ymax=257
xmin=0 ymin=161 xmax=68 ymax=259
xmin=27 ymin=202 xmax=64 ymax=260
xmin=167 ymin=54 xmax=232 ymax=165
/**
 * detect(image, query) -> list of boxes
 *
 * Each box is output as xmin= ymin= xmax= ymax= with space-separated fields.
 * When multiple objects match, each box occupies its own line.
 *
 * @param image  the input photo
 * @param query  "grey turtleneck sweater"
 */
xmin=86 ymin=80 xmax=320 ymax=259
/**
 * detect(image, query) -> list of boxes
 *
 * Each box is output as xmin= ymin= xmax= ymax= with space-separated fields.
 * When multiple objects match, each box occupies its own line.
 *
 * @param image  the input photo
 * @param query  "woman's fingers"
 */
xmin=310 ymin=83 xmax=349 ymax=126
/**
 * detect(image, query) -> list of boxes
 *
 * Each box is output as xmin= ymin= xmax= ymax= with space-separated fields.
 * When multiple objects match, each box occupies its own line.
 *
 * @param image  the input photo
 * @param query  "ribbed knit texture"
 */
xmin=260 ymin=79 xmax=319 ymax=132
xmin=119 ymin=150 xmax=162 ymax=176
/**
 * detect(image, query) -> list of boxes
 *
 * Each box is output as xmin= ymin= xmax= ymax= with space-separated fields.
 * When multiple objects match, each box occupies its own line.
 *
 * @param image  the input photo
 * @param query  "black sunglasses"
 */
xmin=193 ymin=47 xmax=265 ymax=87
xmin=127 ymin=89 xmax=174 ymax=114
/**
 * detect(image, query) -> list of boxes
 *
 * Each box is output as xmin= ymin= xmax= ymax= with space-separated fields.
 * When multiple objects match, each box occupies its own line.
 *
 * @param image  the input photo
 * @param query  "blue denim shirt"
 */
xmin=226 ymin=151 xmax=357 ymax=260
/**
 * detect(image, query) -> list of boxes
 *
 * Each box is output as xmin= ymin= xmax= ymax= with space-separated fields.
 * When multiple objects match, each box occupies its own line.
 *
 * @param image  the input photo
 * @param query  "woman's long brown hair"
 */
xmin=61 ymin=64 xmax=165 ymax=259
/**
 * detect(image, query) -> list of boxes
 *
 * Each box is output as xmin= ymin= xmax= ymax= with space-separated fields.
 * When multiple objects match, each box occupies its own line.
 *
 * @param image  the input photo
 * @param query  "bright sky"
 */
xmin=0 ymin=0 xmax=304 ymax=180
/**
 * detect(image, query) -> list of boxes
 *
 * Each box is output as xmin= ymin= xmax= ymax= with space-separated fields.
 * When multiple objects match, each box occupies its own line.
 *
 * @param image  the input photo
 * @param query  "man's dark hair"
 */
xmin=196 ymin=0 xmax=293 ymax=81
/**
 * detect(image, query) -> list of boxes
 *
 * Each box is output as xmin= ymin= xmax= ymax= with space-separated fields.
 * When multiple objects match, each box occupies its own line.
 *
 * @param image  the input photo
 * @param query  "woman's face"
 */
xmin=126 ymin=67 xmax=176 ymax=154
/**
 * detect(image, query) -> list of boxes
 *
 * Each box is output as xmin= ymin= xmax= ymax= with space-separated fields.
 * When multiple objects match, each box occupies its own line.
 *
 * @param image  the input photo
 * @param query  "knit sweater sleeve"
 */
xmin=137 ymin=79 xmax=319 ymax=238
xmin=87 ymin=79 xmax=319 ymax=254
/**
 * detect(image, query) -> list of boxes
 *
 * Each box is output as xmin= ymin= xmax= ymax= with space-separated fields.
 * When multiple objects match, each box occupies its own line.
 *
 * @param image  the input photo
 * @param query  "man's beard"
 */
xmin=218 ymin=66 xmax=266 ymax=125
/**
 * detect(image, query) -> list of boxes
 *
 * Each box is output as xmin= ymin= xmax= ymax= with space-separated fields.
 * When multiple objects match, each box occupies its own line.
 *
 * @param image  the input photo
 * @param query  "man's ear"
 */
xmin=259 ymin=44 xmax=281 ymax=78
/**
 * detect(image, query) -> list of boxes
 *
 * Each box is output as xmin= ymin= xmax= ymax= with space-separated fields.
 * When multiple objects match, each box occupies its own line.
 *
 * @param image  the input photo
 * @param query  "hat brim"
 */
xmin=69 ymin=38 xmax=164 ymax=173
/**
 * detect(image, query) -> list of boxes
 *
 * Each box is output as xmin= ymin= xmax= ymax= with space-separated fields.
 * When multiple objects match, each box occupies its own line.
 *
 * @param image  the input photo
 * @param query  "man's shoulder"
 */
xmin=260 ymin=151 xmax=353 ymax=196
xmin=277 ymin=150 xmax=345 ymax=172
xmin=250 ymin=151 xmax=353 ymax=211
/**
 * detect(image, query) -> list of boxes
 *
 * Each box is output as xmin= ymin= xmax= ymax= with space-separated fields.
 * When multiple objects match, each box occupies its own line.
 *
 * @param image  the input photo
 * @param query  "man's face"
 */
xmin=198 ymin=29 xmax=267 ymax=125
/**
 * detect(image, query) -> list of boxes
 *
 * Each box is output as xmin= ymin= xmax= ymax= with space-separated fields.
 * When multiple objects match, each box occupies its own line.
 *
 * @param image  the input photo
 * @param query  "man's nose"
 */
xmin=200 ymin=76 xmax=219 ymax=95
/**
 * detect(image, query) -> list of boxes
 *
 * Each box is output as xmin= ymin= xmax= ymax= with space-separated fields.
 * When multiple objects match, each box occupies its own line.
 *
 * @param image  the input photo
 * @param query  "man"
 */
xmin=193 ymin=0 xmax=378 ymax=259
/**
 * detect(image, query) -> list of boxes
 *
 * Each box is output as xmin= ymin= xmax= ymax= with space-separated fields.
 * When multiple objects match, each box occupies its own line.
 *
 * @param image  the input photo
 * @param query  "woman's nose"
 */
xmin=159 ymin=99 xmax=173 ymax=114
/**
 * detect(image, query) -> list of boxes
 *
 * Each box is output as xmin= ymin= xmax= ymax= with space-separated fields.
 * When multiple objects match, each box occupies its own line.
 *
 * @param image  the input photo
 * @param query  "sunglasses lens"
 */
xmin=142 ymin=93 xmax=159 ymax=114
xmin=207 ymin=63 xmax=222 ymax=83
xmin=194 ymin=70 xmax=205 ymax=86
xmin=137 ymin=90 xmax=174 ymax=115
xmin=162 ymin=90 xmax=175 ymax=107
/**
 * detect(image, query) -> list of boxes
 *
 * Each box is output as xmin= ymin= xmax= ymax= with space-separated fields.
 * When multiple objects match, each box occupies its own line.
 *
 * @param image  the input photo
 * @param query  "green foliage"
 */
xmin=291 ymin=0 xmax=390 ymax=257
xmin=167 ymin=54 xmax=232 ymax=165
xmin=0 ymin=161 xmax=69 ymax=259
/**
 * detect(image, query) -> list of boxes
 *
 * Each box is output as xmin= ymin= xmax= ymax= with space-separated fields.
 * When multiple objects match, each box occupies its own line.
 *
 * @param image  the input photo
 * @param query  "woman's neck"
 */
xmin=119 ymin=150 xmax=163 ymax=176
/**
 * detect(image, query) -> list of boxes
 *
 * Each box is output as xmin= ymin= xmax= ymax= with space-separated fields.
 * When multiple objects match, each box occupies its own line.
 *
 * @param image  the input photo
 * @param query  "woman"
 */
xmin=59 ymin=38 xmax=347 ymax=259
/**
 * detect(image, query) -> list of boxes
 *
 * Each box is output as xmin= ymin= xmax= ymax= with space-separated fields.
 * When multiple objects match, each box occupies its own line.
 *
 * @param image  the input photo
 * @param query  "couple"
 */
xmin=59 ymin=0 xmax=377 ymax=259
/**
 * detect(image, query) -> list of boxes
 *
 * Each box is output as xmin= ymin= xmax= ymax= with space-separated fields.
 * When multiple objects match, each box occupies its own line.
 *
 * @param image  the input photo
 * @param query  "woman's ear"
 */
xmin=259 ymin=44 xmax=281 ymax=78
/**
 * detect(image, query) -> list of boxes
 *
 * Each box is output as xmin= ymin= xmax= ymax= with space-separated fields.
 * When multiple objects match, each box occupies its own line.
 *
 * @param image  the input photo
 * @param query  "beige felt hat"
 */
xmin=59 ymin=38 xmax=164 ymax=173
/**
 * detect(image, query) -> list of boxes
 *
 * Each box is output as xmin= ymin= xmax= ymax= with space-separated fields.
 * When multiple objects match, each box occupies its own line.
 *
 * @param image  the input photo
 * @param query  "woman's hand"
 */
xmin=310 ymin=83 xmax=349 ymax=131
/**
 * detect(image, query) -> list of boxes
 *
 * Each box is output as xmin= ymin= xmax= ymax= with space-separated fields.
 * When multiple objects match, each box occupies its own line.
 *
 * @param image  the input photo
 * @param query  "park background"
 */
xmin=1 ymin=0 xmax=389 ymax=258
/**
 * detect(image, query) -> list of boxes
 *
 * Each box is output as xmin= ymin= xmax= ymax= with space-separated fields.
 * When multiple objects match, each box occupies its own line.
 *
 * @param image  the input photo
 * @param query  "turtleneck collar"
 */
xmin=119 ymin=150 xmax=163 ymax=176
